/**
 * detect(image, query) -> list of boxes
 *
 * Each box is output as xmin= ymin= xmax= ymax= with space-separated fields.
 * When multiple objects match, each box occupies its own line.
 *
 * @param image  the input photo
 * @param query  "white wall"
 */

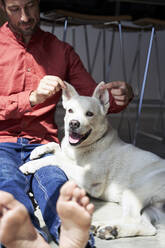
xmin=41 ymin=23 xmax=165 ymax=102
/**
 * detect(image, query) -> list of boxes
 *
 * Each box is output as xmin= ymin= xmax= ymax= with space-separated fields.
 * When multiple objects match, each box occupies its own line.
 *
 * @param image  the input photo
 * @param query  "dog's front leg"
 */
xmin=30 ymin=142 xmax=59 ymax=160
xmin=20 ymin=156 xmax=56 ymax=174
xmin=95 ymin=189 xmax=157 ymax=239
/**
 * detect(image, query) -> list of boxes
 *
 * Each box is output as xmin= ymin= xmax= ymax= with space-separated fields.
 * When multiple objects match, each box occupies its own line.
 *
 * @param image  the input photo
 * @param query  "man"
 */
xmin=0 ymin=0 xmax=133 ymax=247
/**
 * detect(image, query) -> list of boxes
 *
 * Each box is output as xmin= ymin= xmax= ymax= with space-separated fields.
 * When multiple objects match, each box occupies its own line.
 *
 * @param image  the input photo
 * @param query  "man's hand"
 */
xmin=100 ymin=81 xmax=134 ymax=106
xmin=29 ymin=76 xmax=66 ymax=106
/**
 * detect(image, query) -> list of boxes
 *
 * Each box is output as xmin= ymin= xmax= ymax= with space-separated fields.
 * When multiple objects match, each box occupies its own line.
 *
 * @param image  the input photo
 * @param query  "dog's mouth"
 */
xmin=69 ymin=129 xmax=92 ymax=146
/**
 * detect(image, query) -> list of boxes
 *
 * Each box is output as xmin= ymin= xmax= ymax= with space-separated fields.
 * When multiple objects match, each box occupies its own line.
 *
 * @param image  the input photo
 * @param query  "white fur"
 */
xmin=20 ymin=82 xmax=165 ymax=239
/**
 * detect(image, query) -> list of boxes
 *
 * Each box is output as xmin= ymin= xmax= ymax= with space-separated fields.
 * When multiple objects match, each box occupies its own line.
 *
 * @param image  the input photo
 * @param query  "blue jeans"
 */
xmin=0 ymin=138 xmax=94 ymax=248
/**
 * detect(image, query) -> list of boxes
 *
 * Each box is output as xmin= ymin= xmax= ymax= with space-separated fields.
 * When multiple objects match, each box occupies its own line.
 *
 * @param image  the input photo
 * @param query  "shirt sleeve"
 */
xmin=0 ymin=90 xmax=33 ymax=120
xmin=66 ymin=46 xmax=131 ymax=113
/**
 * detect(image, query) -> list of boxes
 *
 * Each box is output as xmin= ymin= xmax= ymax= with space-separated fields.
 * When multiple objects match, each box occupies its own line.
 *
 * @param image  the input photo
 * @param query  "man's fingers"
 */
xmin=100 ymin=81 xmax=125 ymax=90
xmin=56 ymin=79 xmax=66 ymax=89
xmin=111 ymin=88 xmax=127 ymax=96
xmin=99 ymin=80 xmax=133 ymax=106
xmin=42 ymin=75 xmax=66 ymax=89
xmin=38 ymin=76 xmax=66 ymax=96
xmin=113 ymin=95 xmax=127 ymax=101
xmin=114 ymin=101 xmax=126 ymax=106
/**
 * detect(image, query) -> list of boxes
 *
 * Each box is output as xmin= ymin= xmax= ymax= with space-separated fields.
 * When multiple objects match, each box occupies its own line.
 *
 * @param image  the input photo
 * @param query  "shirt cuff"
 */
xmin=18 ymin=90 xmax=34 ymax=114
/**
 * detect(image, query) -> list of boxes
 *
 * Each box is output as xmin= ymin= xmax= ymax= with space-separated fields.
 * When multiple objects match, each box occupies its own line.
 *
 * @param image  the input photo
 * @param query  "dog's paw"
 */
xmin=30 ymin=142 xmax=58 ymax=160
xmin=30 ymin=146 xmax=46 ymax=160
xmin=93 ymin=218 xmax=157 ymax=239
xmin=96 ymin=225 xmax=118 ymax=240
xmin=90 ymin=223 xmax=118 ymax=240
xmin=19 ymin=162 xmax=37 ymax=175
xmin=91 ymin=223 xmax=118 ymax=240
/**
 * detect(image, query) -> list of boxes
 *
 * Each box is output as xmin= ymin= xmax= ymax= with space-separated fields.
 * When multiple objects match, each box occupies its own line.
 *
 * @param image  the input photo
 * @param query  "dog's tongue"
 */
xmin=69 ymin=136 xmax=80 ymax=144
xmin=69 ymin=133 xmax=81 ymax=144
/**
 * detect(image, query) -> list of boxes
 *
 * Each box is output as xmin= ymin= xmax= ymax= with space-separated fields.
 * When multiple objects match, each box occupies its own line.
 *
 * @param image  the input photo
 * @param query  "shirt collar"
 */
xmin=2 ymin=22 xmax=43 ymax=46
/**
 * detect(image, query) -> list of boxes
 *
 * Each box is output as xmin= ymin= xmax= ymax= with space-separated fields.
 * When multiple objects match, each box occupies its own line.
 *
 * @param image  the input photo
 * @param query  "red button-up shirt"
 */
xmin=0 ymin=22 xmax=127 ymax=144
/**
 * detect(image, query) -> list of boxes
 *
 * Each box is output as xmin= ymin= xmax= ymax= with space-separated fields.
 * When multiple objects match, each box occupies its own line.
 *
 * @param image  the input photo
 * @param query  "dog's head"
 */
xmin=62 ymin=82 xmax=110 ymax=147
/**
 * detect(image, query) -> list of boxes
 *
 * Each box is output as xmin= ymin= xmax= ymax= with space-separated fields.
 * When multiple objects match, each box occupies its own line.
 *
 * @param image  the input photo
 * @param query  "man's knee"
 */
xmin=34 ymin=165 xmax=68 ymax=181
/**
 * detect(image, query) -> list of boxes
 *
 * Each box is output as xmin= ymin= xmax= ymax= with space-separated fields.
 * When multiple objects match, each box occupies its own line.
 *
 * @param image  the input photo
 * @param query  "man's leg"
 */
xmin=32 ymin=166 xmax=95 ymax=247
xmin=0 ymin=141 xmax=47 ymax=247
xmin=32 ymin=166 xmax=68 ymax=241
xmin=0 ymin=191 xmax=50 ymax=248
xmin=57 ymin=181 xmax=95 ymax=248
xmin=0 ymin=181 xmax=94 ymax=248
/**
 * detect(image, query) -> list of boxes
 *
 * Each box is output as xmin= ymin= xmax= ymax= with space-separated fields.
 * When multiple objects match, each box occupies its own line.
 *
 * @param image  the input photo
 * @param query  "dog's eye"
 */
xmin=86 ymin=111 xmax=94 ymax=117
xmin=68 ymin=109 xmax=73 ymax=113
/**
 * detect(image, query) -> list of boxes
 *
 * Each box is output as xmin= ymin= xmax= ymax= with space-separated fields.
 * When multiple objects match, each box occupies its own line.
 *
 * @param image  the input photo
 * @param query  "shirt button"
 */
xmin=27 ymin=68 xmax=31 ymax=72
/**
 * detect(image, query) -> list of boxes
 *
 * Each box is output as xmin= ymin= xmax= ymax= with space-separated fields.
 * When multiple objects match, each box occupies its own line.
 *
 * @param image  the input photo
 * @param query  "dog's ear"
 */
xmin=92 ymin=81 xmax=110 ymax=114
xmin=62 ymin=81 xmax=79 ymax=108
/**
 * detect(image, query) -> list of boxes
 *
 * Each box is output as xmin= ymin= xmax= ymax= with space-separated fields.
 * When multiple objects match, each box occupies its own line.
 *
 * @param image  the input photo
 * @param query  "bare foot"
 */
xmin=57 ymin=181 xmax=94 ymax=248
xmin=0 ymin=191 xmax=50 ymax=248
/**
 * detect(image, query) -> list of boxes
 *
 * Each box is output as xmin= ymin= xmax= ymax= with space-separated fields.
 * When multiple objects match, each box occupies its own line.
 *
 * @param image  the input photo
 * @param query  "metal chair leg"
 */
xmin=153 ymin=32 xmax=165 ymax=139
xmin=117 ymin=22 xmax=132 ymax=142
xmin=63 ymin=17 xmax=68 ymax=42
xmin=133 ymin=26 xmax=155 ymax=145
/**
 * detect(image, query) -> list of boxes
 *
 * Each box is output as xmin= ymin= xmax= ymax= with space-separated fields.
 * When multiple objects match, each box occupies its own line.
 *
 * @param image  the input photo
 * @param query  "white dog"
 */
xmin=20 ymin=82 xmax=165 ymax=240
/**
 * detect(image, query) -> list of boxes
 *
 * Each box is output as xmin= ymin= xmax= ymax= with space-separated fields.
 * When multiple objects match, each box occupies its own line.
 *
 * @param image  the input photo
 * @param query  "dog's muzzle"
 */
xmin=69 ymin=120 xmax=92 ymax=146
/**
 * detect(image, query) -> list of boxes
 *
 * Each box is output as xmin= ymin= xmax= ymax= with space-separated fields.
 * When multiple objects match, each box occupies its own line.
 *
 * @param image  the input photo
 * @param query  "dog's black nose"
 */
xmin=69 ymin=120 xmax=80 ymax=129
